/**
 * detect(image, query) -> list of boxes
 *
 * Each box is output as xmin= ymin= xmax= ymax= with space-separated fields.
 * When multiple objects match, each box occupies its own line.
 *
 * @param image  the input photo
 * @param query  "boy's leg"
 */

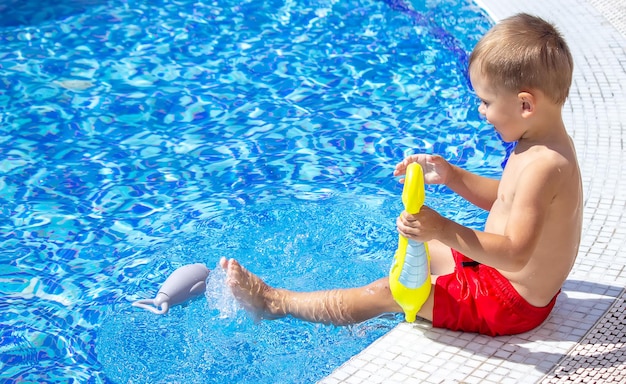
xmin=221 ymin=242 xmax=453 ymax=325
xmin=221 ymin=257 xmax=402 ymax=325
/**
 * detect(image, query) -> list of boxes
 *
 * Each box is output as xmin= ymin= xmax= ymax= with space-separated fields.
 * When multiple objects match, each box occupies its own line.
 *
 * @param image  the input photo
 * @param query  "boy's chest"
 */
xmin=496 ymin=154 xmax=527 ymax=207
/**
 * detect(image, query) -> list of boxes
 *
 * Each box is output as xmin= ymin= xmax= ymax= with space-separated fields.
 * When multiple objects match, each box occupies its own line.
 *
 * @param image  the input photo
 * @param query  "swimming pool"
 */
xmin=0 ymin=0 xmax=498 ymax=382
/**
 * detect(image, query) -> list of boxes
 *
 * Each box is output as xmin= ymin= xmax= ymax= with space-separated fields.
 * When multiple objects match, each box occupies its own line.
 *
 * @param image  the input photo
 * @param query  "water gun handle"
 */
xmin=389 ymin=162 xmax=432 ymax=322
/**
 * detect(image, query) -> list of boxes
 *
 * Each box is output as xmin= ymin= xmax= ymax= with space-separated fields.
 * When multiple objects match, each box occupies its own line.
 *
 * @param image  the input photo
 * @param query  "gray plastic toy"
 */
xmin=132 ymin=263 xmax=210 ymax=315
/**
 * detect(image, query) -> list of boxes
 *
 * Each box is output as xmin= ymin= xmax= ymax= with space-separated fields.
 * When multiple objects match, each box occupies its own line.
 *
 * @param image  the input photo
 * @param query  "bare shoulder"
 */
xmin=523 ymin=136 xmax=579 ymax=176
xmin=512 ymin=137 xmax=581 ymax=202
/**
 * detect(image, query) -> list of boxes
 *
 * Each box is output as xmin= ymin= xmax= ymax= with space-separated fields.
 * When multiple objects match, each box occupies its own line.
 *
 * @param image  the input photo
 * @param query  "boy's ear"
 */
xmin=518 ymin=91 xmax=535 ymax=118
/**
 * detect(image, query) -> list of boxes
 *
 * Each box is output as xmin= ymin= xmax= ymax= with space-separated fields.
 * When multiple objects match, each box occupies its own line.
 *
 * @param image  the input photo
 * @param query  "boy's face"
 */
xmin=469 ymin=66 xmax=525 ymax=143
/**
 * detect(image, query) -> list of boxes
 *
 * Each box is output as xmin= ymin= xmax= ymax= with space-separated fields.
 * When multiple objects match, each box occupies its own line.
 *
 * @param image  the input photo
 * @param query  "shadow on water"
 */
xmin=0 ymin=0 xmax=108 ymax=27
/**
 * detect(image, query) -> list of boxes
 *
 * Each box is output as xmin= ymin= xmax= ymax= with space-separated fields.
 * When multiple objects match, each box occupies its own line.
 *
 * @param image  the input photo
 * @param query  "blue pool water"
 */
xmin=0 ymin=0 xmax=498 ymax=382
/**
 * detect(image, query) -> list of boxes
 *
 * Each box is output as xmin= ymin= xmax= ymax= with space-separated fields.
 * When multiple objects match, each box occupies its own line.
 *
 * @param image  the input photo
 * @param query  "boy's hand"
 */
xmin=393 ymin=154 xmax=451 ymax=185
xmin=396 ymin=206 xmax=447 ymax=242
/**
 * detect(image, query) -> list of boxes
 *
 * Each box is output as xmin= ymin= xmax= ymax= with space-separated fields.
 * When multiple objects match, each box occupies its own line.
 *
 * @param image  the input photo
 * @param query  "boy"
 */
xmin=220 ymin=13 xmax=583 ymax=336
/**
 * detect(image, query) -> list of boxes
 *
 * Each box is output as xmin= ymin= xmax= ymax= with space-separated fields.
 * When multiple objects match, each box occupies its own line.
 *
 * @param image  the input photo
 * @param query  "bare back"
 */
xmin=485 ymin=136 xmax=582 ymax=307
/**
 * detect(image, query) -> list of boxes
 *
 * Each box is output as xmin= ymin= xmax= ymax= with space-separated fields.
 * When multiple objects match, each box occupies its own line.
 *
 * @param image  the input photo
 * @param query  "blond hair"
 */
xmin=469 ymin=13 xmax=573 ymax=105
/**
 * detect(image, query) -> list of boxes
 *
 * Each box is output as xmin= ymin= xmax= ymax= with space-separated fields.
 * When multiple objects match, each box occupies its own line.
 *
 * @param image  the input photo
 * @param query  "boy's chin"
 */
xmin=494 ymin=129 xmax=521 ymax=144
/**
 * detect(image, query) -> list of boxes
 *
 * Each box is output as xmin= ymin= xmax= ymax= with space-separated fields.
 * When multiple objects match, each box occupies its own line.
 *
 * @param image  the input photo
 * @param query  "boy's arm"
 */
xmin=394 ymin=154 xmax=499 ymax=210
xmin=399 ymin=158 xmax=562 ymax=272
xmin=438 ymin=159 xmax=561 ymax=272
xmin=445 ymin=164 xmax=500 ymax=211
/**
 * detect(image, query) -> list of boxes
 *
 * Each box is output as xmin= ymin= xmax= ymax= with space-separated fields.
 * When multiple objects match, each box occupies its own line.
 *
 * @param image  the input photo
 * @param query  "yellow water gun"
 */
xmin=389 ymin=162 xmax=431 ymax=322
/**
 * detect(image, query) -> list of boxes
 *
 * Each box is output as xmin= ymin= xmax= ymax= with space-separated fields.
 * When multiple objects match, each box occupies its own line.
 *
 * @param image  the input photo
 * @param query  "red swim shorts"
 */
xmin=432 ymin=249 xmax=558 ymax=336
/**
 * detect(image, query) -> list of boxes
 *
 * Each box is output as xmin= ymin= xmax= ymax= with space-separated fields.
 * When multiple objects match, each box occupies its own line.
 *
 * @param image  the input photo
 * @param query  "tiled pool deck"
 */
xmin=321 ymin=0 xmax=626 ymax=382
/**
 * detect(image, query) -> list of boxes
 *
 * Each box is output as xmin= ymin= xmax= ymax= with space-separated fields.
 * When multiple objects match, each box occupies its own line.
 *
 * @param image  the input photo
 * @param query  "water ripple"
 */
xmin=0 ymin=0 xmax=499 ymax=382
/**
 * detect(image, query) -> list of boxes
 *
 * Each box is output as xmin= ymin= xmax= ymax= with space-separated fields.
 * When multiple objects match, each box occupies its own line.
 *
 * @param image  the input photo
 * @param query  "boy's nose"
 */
xmin=478 ymin=103 xmax=486 ymax=117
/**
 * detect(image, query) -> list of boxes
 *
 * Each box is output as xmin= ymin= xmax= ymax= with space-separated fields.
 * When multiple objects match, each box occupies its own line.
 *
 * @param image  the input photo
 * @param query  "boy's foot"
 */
xmin=220 ymin=257 xmax=281 ymax=320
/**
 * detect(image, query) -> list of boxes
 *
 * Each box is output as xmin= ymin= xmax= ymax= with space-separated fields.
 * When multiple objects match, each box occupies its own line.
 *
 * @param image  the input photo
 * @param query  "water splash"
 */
xmin=204 ymin=262 xmax=240 ymax=319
